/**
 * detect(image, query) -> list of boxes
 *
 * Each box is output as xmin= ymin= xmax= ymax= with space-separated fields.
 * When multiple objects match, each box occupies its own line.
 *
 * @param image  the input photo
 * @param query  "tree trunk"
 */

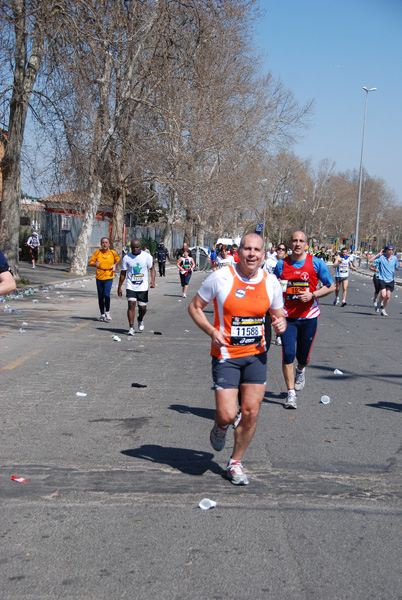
xmin=110 ymin=187 xmax=126 ymax=266
xmin=69 ymin=177 xmax=102 ymax=275
xmin=197 ymin=218 xmax=206 ymax=247
xmin=184 ymin=209 xmax=193 ymax=245
xmin=162 ymin=188 xmax=179 ymax=254
xmin=0 ymin=1 xmax=45 ymax=280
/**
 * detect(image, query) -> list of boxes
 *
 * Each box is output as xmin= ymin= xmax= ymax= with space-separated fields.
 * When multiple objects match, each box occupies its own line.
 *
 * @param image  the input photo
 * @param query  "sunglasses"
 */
xmin=277 ymin=247 xmax=286 ymax=251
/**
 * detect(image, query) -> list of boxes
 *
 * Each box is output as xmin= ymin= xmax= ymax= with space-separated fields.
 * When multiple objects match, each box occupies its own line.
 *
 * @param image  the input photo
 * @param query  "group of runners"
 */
xmin=188 ymin=234 xmax=401 ymax=485
xmin=87 ymin=232 xmax=400 ymax=487
xmin=89 ymin=237 xmax=196 ymax=334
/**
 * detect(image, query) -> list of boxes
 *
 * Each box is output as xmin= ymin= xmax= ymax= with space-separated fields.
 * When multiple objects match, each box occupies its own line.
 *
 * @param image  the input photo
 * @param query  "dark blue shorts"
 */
xmin=211 ymin=354 xmax=267 ymax=390
xmin=378 ymin=280 xmax=394 ymax=292
xmin=180 ymin=272 xmax=192 ymax=286
xmin=281 ymin=318 xmax=318 ymax=365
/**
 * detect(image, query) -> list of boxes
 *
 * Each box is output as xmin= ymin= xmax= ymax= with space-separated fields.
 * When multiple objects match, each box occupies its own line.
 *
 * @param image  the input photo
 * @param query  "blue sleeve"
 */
xmin=0 ymin=250 xmax=9 ymax=273
xmin=274 ymin=260 xmax=284 ymax=279
xmin=313 ymin=256 xmax=333 ymax=286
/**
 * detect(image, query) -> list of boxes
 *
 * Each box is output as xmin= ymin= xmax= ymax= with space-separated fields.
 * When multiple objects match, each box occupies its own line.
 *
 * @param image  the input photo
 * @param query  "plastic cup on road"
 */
xmin=198 ymin=498 xmax=217 ymax=510
xmin=320 ymin=395 xmax=330 ymax=404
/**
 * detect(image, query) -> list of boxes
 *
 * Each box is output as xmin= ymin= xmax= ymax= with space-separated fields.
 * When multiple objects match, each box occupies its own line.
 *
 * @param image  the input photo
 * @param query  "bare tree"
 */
xmin=0 ymin=0 xmax=67 ymax=278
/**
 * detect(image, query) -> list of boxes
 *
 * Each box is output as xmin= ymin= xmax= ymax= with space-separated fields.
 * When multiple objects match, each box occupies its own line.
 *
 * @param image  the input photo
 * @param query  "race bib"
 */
xmin=230 ymin=316 xmax=263 ymax=346
xmin=339 ymin=264 xmax=348 ymax=274
xmin=131 ymin=272 xmax=144 ymax=286
xmin=286 ymin=280 xmax=310 ymax=300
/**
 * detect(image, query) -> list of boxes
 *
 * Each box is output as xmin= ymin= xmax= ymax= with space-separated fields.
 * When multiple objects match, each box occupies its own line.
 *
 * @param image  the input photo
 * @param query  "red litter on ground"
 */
xmin=11 ymin=476 xmax=28 ymax=483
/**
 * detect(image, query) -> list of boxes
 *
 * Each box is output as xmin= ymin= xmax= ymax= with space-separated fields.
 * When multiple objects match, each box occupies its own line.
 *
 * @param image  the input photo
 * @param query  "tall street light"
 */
xmin=355 ymin=86 xmax=376 ymax=255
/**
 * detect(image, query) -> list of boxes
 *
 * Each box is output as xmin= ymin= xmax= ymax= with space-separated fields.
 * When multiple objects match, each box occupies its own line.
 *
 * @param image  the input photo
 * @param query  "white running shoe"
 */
xmin=128 ymin=327 xmax=135 ymax=336
xmin=99 ymin=314 xmax=106 ymax=322
xmin=233 ymin=409 xmax=242 ymax=429
xmin=138 ymin=321 xmax=145 ymax=332
xmin=380 ymin=309 xmax=388 ymax=317
xmin=284 ymin=392 xmax=298 ymax=409
xmin=294 ymin=369 xmax=305 ymax=391
xmin=105 ymin=312 xmax=112 ymax=321
xmin=226 ymin=460 xmax=249 ymax=485
xmin=372 ymin=298 xmax=377 ymax=307
xmin=210 ymin=421 xmax=229 ymax=451
xmin=333 ymin=298 xmax=340 ymax=305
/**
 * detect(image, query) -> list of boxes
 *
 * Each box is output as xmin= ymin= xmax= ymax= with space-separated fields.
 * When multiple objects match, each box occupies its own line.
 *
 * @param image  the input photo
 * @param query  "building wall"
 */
xmin=20 ymin=209 xmax=214 ymax=263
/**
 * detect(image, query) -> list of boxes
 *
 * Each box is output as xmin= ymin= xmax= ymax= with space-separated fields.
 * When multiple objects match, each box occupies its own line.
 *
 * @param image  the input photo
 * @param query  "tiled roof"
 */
xmin=40 ymin=191 xmax=112 ymax=211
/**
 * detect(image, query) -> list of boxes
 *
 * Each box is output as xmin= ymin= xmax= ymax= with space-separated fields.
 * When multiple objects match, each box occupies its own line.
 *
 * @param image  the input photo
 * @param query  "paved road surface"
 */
xmin=1 ymin=264 xmax=401 ymax=599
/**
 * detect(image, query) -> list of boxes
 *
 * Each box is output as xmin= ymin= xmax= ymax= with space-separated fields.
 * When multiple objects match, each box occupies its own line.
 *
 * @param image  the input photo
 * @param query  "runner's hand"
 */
xmin=271 ymin=314 xmax=286 ymax=335
xmin=298 ymin=291 xmax=311 ymax=303
xmin=210 ymin=329 xmax=228 ymax=348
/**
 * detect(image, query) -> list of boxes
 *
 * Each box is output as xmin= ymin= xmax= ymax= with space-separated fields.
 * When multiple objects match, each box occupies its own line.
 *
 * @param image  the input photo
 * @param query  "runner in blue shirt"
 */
xmin=368 ymin=245 xmax=402 ymax=316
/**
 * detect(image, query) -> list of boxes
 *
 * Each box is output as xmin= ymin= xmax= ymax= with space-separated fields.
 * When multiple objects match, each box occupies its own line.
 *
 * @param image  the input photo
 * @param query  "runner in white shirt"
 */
xmin=332 ymin=247 xmax=357 ymax=306
xmin=118 ymin=238 xmax=156 ymax=335
xmin=27 ymin=232 xmax=40 ymax=268
xmin=215 ymin=245 xmax=235 ymax=269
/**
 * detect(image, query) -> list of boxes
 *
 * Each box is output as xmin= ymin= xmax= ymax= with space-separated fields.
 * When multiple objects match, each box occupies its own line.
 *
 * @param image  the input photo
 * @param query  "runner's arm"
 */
xmin=188 ymin=293 xmax=227 ymax=348
xmin=117 ymin=270 xmax=126 ymax=296
xmin=0 ymin=270 xmax=16 ymax=295
xmin=368 ymin=250 xmax=383 ymax=263
xmin=149 ymin=263 xmax=156 ymax=288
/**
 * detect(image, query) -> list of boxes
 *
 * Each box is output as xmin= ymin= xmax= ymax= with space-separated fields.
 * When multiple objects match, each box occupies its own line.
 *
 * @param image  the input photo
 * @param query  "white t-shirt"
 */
xmin=122 ymin=251 xmax=153 ymax=292
xmin=216 ymin=255 xmax=235 ymax=268
xmin=336 ymin=255 xmax=354 ymax=279
xmin=263 ymin=256 xmax=277 ymax=274
xmin=27 ymin=236 xmax=40 ymax=247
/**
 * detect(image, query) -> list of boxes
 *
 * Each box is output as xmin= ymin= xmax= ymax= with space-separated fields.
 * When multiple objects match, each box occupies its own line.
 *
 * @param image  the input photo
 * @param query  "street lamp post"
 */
xmin=355 ymin=86 xmax=376 ymax=255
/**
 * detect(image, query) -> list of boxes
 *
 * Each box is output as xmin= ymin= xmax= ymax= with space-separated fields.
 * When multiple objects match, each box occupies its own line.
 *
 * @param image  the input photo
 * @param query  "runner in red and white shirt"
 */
xmin=188 ymin=233 xmax=286 ymax=486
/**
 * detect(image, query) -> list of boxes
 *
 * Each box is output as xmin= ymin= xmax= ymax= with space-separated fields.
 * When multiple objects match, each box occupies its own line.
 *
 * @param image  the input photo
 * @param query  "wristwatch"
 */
xmin=311 ymin=292 xmax=316 ymax=300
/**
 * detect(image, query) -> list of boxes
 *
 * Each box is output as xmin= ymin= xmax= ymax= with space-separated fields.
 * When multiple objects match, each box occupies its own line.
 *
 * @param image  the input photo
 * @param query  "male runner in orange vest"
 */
xmin=188 ymin=233 xmax=286 ymax=485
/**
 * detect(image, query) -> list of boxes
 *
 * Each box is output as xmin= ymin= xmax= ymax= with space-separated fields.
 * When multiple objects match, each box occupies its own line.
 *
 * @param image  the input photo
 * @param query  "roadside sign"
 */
xmin=255 ymin=222 xmax=264 ymax=235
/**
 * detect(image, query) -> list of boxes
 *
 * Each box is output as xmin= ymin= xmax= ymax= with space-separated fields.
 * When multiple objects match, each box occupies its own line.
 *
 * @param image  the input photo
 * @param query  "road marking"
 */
xmin=69 ymin=320 xmax=91 ymax=332
xmin=1 ymin=348 xmax=43 ymax=371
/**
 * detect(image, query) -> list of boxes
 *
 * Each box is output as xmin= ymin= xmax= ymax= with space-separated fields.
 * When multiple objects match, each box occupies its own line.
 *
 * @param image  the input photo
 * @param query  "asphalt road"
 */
xmin=1 ymin=264 xmax=401 ymax=600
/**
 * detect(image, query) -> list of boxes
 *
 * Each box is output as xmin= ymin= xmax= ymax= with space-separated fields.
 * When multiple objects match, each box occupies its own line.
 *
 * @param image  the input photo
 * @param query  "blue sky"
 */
xmin=254 ymin=0 xmax=402 ymax=202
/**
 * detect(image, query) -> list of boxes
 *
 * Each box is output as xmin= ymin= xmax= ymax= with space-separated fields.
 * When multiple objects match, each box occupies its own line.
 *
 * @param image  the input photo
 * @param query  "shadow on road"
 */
xmin=121 ymin=444 xmax=225 ymax=476
xmin=310 ymin=364 xmax=402 ymax=385
xmin=169 ymin=404 xmax=215 ymax=421
xmin=263 ymin=391 xmax=286 ymax=406
xmin=366 ymin=401 xmax=402 ymax=413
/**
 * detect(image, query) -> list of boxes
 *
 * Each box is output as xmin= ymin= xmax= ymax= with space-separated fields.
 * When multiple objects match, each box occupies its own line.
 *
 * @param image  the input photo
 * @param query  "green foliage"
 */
xmin=17 ymin=277 xmax=31 ymax=286
xmin=141 ymin=237 xmax=158 ymax=258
